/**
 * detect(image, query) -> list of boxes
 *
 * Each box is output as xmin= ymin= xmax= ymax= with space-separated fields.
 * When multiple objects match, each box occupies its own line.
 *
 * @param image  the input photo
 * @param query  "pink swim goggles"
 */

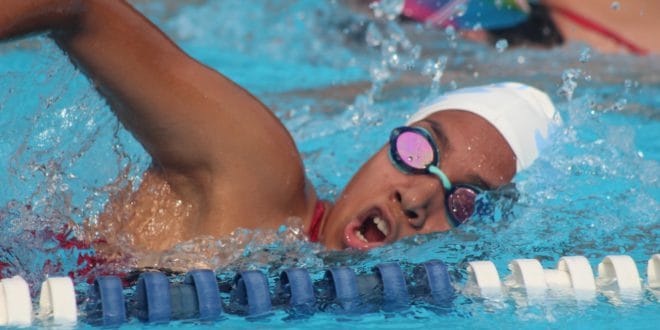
xmin=389 ymin=126 xmax=483 ymax=226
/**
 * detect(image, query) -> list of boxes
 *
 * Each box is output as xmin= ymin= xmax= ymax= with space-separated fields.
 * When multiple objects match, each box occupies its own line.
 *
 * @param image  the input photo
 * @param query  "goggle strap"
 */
xmin=428 ymin=165 xmax=452 ymax=191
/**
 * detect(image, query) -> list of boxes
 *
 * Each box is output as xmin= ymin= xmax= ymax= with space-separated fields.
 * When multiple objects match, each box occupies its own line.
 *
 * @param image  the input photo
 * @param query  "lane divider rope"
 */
xmin=0 ymin=254 xmax=657 ymax=326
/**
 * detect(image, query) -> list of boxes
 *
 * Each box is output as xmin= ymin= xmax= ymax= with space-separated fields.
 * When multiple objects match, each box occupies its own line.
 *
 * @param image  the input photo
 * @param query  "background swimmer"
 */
xmin=347 ymin=0 xmax=660 ymax=55
xmin=0 ymin=1 xmax=556 ymax=258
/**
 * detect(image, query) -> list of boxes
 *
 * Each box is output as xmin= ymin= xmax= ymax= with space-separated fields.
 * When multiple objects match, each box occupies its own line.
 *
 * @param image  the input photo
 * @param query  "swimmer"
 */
xmin=395 ymin=0 xmax=660 ymax=55
xmin=0 ymin=1 xmax=559 ymax=255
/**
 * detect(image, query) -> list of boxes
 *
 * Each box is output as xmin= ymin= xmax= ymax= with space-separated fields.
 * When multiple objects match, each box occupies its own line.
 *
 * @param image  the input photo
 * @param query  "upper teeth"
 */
xmin=374 ymin=216 xmax=389 ymax=236
xmin=354 ymin=216 xmax=391 ymax=243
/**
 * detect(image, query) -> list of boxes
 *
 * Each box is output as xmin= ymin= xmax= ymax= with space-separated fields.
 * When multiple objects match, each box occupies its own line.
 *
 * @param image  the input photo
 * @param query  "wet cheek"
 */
xmin=424 ymin=222 xmax=451 ymax=234
xmin=423 ymin=210 xmax=452 ymax=233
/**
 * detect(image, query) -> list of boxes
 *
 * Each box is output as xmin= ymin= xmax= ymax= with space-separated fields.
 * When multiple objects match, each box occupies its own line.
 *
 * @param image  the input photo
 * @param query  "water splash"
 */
xmin=422 ymin=55 xmax=448 ymax=98
xmin=558 ymin=68 xmax=582 ymax=101
xmin=131 ymin=217 xmax=324 ymax=273
xmin=344 ymin=1 xmax=421 ymax=125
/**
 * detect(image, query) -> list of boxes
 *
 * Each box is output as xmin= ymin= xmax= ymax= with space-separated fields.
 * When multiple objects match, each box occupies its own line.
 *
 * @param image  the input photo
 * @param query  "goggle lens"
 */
xmin=446 ymin=186 xmax=478 ymax=224
xmin=395 ymin=131 xmax=435 ymax=170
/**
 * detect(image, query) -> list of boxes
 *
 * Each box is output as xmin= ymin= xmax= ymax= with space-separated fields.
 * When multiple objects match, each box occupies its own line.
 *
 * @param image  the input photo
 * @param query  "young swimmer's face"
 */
xmin=320 ymin=110 xmax=517 ymax=250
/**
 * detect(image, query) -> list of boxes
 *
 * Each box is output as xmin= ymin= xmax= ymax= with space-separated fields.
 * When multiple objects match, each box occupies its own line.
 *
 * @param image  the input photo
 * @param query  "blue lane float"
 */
xmin=278 ymin=268 xmax=315 ymax=315
xmin=231 ymin=270 xmax=272 ymax=317
xmin=374 ymin=263 xmax=410 ymax=312
xmin=88 ymin=276 xmax=126 ymax=326
xmin=169 ymin=281 xmax=198 ymax=320
xmin=184 ymin=269 xmax=223 ymax=320
xmin=136 ymin=272 xmax=171 ymax=323
xmin=324 ymin=266 xmax=361 ymax=312
xmin=413 ymin=260 xmax=454 ymax=306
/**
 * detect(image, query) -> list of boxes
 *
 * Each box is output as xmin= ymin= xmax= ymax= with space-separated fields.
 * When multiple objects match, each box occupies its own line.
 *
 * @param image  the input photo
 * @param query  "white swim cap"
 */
xmin=407 ymin=82 xmax=561 ymax=172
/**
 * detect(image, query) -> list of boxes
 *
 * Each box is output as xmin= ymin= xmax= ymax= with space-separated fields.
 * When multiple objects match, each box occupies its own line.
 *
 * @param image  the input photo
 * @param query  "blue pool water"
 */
xmin=0 ymin=0 xmax=658 ymax=328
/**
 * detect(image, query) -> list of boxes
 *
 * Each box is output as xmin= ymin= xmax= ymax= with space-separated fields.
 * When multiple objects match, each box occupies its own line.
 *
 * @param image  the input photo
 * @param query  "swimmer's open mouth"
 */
xmin=344 ymin=208 xmax=392 ymax=250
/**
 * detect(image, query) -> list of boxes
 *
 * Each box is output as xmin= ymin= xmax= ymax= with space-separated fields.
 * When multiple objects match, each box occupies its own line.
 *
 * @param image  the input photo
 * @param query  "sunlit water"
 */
xmin=0 ymin=0 xmax=658 ymax=328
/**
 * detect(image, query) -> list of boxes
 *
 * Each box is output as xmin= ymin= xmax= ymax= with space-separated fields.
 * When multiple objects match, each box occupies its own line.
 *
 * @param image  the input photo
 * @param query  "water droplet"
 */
xmin=579 ymin=47 xmax=591 ymax=63
xmin=611 ymin=2 xmax=620 ymax=10
xmin=444 ymin=26 xmax=457 ymax=41
xmin=454 ymin=3 xmax=468 ymax=17
xmin=558 ymin=68 xmax=582 ymax=100
xmin=624 ymin=79 xmax=633 ymax=89
xmin=423 ymin=56 xmax=447 ymax=96
xmin=495 ymin=39 xmax=508 ymax=53
xmin=612 ymin=98 xmax=627 ymax=111
xmin=517 ymin=55 xmax=526 ymax=64
xmin=365 ymin=23 xmax=382 ymax=47
xmin=370 ymin=0 xmax=404 ymax=20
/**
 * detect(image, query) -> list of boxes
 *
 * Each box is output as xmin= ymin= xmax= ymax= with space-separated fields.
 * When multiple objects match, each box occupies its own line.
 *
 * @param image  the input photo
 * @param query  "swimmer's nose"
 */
xmin=393 ymin=190 xmax=429 ymax=230
xmin=391 ymin=174 xmax=445 ymax=231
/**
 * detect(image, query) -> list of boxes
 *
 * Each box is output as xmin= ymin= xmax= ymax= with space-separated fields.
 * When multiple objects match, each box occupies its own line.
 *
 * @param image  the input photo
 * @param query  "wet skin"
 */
xmin=318 ymin=110 xmax=516 ymax=250
xmin=1 ymin=0 xmax=515 ymax=254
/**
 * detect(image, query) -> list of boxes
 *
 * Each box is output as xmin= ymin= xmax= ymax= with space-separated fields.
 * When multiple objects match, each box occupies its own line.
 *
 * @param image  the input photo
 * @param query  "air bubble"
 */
xmin=611 ymin=2 xmax=620 ymax=10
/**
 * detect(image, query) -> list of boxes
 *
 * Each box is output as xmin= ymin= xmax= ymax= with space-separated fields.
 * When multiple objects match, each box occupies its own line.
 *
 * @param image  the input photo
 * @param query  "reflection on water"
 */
xmin=0 ymin=0 xmax=658 ymax=324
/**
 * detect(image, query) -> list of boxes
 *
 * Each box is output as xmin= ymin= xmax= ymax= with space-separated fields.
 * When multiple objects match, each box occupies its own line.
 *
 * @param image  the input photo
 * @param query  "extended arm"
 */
xmin=0 ymin=0 xmax=307 ymax=209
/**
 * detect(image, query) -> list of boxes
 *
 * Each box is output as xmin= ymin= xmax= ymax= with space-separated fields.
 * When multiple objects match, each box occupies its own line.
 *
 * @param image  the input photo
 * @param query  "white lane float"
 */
xmin=0 ymin=276 xmax=32 ymax=326
xmin=39 ymin=276 xmax=78 ymax=324
xmin=506 ymin=259 xmax=547 ymax=304
xmin=467 ymin=260 xmax=503 ymax=299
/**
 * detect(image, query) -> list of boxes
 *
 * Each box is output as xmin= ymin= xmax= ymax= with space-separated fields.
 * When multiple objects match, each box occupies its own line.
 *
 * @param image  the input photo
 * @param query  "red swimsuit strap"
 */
xmin=551 ymin=5 xmax=648 ymax=56
xmin=308 ymin=201 xmax=325 ymax=243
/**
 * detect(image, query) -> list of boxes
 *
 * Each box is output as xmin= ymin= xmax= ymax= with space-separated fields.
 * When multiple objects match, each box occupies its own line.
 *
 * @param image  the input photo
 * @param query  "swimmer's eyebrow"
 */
xmin=421 ymin=119 xmax=450 ymax=152
xmin=421 ymin=119 xmax=494 ymax=190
